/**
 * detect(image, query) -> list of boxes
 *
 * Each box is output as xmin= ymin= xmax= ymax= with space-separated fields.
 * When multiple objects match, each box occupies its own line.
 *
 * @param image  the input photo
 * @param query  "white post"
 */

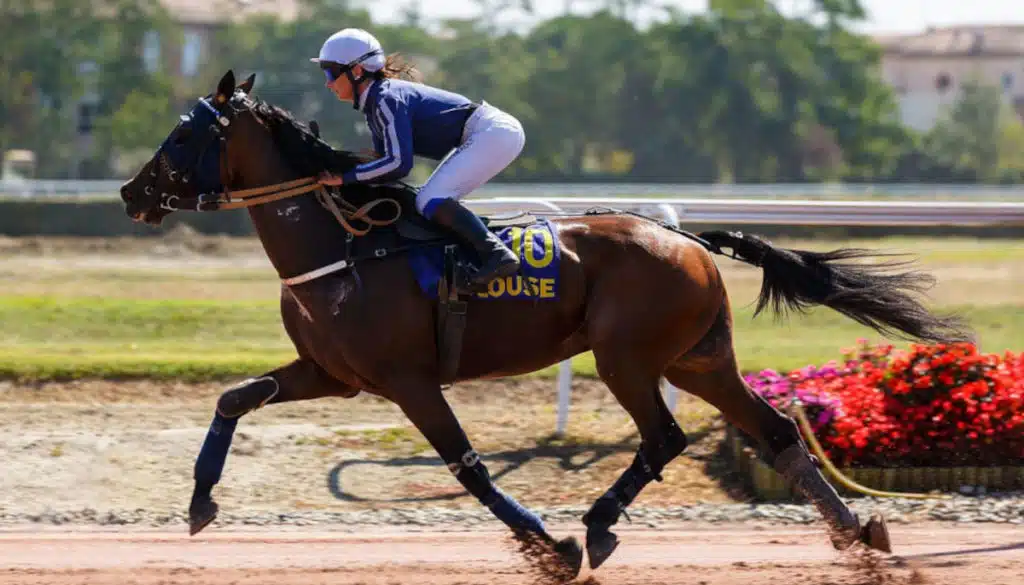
xmin=556 ymin=359 xmax=573 ymax=436
xmin=657 ymin=202 xmax=680 ymax=227
xmin=662 ymin=378 xmax=679 ymax=413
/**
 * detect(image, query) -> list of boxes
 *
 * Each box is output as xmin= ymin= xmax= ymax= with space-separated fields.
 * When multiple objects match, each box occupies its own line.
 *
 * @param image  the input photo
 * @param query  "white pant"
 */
xmin=415 ymin=101 xmax=526 ymax=215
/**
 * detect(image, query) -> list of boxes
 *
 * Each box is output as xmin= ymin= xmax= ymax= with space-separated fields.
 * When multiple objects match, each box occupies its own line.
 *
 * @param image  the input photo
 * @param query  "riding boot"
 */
xmin=429 ymin=198 xmax=520 ymax=288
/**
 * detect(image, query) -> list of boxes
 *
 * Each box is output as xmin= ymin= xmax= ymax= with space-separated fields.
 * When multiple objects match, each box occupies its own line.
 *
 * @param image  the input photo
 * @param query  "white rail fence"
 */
xmin=7 ymin=179 xmax=1024 ymax=200
xmin=6 ymin=179 xmax=1024 ymax=435
xmin=465 ymin=196 xmax=1024 ymax=436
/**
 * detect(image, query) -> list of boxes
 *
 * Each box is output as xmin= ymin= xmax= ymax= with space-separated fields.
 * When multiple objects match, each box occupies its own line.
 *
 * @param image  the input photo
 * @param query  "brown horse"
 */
xmin=119 ymin=71 xmax=969 ymax=577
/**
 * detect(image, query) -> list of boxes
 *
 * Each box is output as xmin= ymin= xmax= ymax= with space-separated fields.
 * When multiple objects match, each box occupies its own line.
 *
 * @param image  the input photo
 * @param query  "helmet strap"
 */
xmin=345 ymin=69 xmax=361 ymax=110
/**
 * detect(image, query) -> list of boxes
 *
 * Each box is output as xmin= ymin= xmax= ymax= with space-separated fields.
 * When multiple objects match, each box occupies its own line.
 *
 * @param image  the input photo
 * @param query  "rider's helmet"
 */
xmin=311 ymin=28 xmax=386 ymax=110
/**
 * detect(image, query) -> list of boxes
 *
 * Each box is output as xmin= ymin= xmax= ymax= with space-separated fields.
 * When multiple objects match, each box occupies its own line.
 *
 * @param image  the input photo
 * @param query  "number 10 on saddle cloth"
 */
xmin=408 ymin=219 xmax=562 ymax=300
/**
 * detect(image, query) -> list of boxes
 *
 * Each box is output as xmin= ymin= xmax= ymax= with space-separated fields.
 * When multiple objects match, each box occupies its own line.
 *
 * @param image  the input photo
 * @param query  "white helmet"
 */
xmin=310 ymin=28 xmax=386 ymax=72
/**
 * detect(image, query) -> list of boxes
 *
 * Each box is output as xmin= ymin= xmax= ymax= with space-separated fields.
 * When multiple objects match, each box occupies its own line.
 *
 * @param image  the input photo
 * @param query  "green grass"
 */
xmin=2 ymin=295 xmax=1021 ymax=382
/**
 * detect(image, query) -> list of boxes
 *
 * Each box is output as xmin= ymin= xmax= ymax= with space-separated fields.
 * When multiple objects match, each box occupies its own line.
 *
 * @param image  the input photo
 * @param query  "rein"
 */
xmin=163 ymin=171 xmax=402 ymax=238
xmin=155 ymin=93 xmax=402 ymax=237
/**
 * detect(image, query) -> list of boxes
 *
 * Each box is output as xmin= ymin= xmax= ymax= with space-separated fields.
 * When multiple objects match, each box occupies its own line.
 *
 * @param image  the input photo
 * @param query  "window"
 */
xmin=143 ymin=30 xmax=161 ymax=73
xmin=77 ymin=102 xmax=97 ymax=135
xmin=1003 ymin=72 xmax=1014 ymax=91
xmin=181 ymin=30 xmax=203 ymax=77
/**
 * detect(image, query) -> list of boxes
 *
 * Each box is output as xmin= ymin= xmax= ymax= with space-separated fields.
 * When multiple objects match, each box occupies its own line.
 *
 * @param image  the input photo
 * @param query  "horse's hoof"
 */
xmin=553 ymin=536 xmax=584 ymax=579
xmin=860 ymin=514 xmax=892 ymax=554
xmin=510 ymin=530 xmax=582 ymax=583
xmin=586 ymin=526 xmax=620 ymax=570
xmin=188 ymin=497 xmax=219 ymax=536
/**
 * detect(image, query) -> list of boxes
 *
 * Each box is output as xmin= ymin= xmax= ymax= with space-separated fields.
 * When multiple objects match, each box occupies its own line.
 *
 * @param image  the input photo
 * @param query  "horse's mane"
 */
xmin=248 ymin=98 xmax=419 ymax=207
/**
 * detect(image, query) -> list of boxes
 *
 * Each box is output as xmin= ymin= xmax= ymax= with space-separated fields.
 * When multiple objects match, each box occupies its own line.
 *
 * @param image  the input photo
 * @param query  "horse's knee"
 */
xmin=216 ymin=376 xmax=280 ymax=419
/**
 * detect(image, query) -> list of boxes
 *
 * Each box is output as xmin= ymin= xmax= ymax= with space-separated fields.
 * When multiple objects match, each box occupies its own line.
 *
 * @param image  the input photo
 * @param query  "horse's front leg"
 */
xmin=188 ymin=358 xmax=359 ymax=535
xmin=391 ymin=379 xmax=584 ymax=580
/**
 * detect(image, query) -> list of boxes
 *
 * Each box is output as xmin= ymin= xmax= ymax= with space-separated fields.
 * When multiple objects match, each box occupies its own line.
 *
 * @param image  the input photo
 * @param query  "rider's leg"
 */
xmin=416 ymin=103 xmax=525 ymax=287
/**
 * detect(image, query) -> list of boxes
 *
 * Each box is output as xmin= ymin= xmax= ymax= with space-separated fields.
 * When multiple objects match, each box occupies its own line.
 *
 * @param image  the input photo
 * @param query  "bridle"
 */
xmin=148 ymin=91 xmax=400 ymax=236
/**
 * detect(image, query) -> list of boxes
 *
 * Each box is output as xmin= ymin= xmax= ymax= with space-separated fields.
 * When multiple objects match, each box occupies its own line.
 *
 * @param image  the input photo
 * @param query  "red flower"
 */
xmin=746 ymin=340 xmax=1024 ymax=468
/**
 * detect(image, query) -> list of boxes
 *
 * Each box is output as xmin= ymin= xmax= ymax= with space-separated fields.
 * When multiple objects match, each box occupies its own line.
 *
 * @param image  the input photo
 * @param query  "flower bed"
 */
xmin=728 ymin=340 xmax=1024 ymax=499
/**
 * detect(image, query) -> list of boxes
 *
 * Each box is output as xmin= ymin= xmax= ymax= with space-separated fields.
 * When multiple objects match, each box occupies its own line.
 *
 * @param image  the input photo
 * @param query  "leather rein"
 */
xmin=157 ymin=94 xmax=401 ymax=237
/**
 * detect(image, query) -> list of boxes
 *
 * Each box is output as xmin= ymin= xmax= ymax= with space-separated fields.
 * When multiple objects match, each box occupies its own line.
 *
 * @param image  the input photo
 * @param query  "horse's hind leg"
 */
xmin=665 ymin=305 xmax=890 ymax=553
xmin=188 ymin=358 xmax=359 ymax=535
xmin=581 ymin=344 xmax=689 ymax=569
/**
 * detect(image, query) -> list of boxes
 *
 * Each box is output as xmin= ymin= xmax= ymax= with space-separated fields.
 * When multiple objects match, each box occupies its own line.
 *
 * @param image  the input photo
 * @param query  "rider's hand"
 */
xmin=318 ymin=172 xmax=343 ymax=186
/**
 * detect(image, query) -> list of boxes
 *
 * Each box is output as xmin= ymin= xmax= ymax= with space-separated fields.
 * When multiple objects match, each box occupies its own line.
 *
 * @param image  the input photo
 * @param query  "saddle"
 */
xmin=318 ymin=184 xmax=537 ymax=387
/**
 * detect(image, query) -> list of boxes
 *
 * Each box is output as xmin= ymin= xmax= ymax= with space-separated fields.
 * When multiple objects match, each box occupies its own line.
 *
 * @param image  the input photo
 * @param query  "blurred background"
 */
xmin=5 ymin=0 xmax=1024 ymax=186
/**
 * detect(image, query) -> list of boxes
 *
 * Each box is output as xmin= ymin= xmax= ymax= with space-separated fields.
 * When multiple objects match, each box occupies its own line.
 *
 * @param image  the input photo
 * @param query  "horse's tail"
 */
xmin=696 ymin=230 xmax=973 ymax=345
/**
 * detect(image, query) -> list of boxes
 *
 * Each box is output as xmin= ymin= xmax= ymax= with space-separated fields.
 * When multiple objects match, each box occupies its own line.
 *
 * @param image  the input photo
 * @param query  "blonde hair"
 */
xmin=372 ymin=53 xmax=422 ymax=82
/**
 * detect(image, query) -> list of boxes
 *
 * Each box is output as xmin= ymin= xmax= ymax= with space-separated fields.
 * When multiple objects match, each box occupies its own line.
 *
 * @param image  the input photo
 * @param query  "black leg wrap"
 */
xmin=216 ymin=376 xmax=279 ymax=419
xmin=583 ymin=423 xmax=688 ymax=529
xmin=759 ymin=414 xmax=802 ymax=466
xmin=448 ymin=449 xmax=494 ymax=502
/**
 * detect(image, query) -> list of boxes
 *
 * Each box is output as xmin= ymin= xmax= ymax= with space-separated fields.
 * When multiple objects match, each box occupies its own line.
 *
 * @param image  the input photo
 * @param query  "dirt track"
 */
xmin=0 ymin=524 xmax=1020 ymax=585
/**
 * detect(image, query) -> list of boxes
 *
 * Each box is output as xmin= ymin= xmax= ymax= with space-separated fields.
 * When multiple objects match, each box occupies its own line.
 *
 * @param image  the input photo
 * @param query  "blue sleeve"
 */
xmin=341 ymin=93 xmax=414 ymax=185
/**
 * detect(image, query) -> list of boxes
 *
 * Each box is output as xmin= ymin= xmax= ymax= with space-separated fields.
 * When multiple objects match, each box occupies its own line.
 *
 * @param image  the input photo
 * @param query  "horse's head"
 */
xmin=121 ymin=69 xmax=410 ymax=231
xmin=119 ymin=70 xmax=258 ymax=225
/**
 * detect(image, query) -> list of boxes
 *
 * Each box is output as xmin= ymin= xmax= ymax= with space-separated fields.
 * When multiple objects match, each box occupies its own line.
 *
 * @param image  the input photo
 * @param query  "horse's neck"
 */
xmin=246 ymin=190 xmax=352 ymax=281
xmin=229 ymin=132 xmax=374 ymax=281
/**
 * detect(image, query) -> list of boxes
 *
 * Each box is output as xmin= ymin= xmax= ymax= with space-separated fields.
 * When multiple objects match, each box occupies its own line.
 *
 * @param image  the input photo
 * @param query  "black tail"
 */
xmin=697 ymin=230 xmax=973 ymax=345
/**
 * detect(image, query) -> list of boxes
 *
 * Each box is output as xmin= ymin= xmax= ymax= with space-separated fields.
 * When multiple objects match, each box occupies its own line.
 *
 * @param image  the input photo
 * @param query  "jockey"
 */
xmin=311 ymin=28 xmax=523 ymax=288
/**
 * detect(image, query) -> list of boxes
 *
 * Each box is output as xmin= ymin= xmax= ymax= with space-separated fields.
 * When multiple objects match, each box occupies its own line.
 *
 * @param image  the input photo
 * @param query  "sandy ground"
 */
xmin=0 ymin=524 xmax=1021 ymax=585
xmin=0 ymin=379 xmax=737 ymax=517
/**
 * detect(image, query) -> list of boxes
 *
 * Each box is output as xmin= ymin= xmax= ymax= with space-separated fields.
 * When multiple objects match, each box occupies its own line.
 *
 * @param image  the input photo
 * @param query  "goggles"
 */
xmin=320 ymin=61 xmax=348 ymax=83
xmin=318 ymin=49 xmax=382 ymax=83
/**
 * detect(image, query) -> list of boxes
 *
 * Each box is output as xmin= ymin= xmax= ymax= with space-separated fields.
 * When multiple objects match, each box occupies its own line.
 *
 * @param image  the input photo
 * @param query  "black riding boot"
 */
xmin=430 ymin=198 xmax=520 ymax=288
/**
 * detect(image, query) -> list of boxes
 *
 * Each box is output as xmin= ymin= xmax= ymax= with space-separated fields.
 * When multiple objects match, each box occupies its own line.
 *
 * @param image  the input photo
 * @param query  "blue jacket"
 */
xmin=340 ymin=78 xmax=477 ymax=185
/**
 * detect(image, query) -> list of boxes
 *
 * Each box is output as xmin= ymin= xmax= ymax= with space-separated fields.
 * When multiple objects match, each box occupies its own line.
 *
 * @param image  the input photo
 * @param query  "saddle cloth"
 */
xmin=407 ymin=218 xmax=562 ymax=300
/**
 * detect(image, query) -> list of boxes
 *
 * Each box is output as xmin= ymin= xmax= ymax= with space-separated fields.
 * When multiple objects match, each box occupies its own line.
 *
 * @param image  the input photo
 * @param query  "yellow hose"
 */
xmin=790 ymin=403 xmax=950 ymax=500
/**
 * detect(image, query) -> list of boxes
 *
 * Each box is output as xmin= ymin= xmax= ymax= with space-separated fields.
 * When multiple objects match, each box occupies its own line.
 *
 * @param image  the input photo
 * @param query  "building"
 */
xmin=874 ymin=25 xmax=1024 ymax=131
xmin=143 ymin=0 xmax=301 ymax=79
xmin=70 ymin=0 xmax=301 ymax=177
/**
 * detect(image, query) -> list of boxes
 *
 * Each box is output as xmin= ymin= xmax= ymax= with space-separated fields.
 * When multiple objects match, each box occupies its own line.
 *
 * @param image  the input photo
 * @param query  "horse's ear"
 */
xmin=309 ymin=120 xmax=320 ymax=138
xmin=238 ymin=73 xmax=256 ymax=95
xmin=215 ymin=70 xmax=236 ymax=104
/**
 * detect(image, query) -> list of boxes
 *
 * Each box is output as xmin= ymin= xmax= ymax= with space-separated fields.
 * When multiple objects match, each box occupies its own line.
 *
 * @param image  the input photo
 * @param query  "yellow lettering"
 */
xmin=468 ymin=264 xmax=558 ymax=300
xmin=508 ymin=227 xmax=524 ymax=258
xmin=528 ymin=276 xmax=544 ymax=295
xmin=506 ymin=275 xmax=522 ymax=296
xmin=524 ymin=227 xmax=554 ymax=268
xmin=540 ymin=278 xmax=555 ymax=298
xmin=487 ymin=277 xmax=505 ymax=297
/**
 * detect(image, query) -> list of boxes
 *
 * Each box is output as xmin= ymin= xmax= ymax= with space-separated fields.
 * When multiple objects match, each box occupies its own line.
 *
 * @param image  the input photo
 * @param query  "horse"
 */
xmin=118 ymin=70 xmax=970 ymax=578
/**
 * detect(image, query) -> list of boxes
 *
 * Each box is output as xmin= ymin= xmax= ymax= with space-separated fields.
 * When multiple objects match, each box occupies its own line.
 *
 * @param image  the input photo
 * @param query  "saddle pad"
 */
xmin=408 ymin=218 xmax=561 ymax=301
